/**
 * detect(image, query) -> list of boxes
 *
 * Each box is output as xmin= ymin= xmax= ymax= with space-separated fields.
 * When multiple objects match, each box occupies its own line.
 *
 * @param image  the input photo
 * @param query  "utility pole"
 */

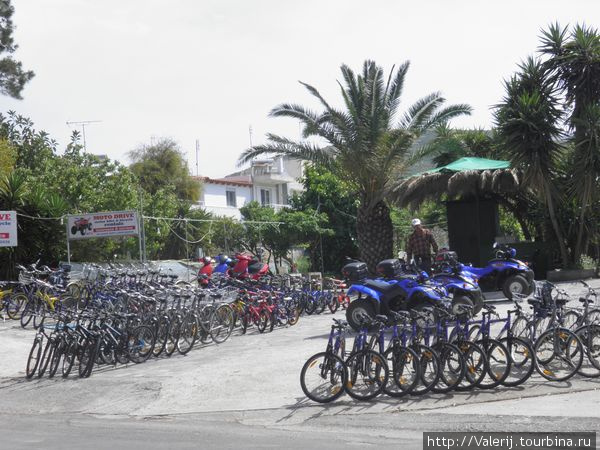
xmin=66 ymin=120 xmax=102 ymax=152
xmin=249 ymin=125 xmax=253 ymax=149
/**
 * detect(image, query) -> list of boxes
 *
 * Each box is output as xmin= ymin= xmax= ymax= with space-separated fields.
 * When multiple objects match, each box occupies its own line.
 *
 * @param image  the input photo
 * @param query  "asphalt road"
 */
xmin=1 ymin=280 xmax=600 ymax=449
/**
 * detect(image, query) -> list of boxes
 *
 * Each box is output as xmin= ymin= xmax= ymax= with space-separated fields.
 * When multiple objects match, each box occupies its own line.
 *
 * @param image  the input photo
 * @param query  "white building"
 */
xmin=196 ymin=176 xmax=252 ymax=219
xmin=195 ymin=156 xmax=304 ymax=218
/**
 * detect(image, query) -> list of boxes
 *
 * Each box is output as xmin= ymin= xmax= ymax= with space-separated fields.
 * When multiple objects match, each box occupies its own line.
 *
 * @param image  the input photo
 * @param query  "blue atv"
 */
xmin=426 ymin=255 xmax=484 ymax=315
xmin=342 ymin=259 xmax=473 ymax=331
xmin=457 ymin=243 xmax=535 ymax=299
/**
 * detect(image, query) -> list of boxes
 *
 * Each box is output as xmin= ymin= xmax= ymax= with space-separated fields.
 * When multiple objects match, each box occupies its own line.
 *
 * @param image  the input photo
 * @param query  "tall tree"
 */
xmin=290 ymin=165 xmax=358 ymax=272
xmin=129 ymin=138 xmax=202 ymax=202
xmin=238 ymin=60 xmax=471 ymax=271
xmin=0 ymin=0 xmax=34 ymax=99
xmin=494 ymin=57 xmax=570 ymax=267
xmin=540 ymin=23 xmax=600 ymax=261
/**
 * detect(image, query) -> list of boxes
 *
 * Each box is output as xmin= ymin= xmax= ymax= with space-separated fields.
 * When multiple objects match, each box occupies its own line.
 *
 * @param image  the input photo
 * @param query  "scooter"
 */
xmin=230 ymin=252 xmax=271 ymax=280
xmin=214 ymin=254 xmax=232 ymax=275
xmin=342 ymin=259 xmax=472 ymax=331
xmin=457 ymin=243 xmax=535 ymax=299
xmin=197 ymin=256 xmax=214 ymax=287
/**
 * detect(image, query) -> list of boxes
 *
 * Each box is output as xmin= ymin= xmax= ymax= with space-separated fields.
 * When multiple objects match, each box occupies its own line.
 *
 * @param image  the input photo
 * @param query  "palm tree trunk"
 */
xmin=544 ymin=186 xmax=569 ymax=268
xmin=356 ymin=201 xmax=393 ymax=273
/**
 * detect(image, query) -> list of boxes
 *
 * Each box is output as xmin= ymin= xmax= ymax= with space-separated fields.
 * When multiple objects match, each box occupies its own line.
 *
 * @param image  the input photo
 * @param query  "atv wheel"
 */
xmin=346 ymin=298 xmax=376 ymax=332
xmin=502 ymin=275 xmax=529 ymax=300
xmin=70 ymin=226 xmax=77 ymax=235
xmin=451 ymin=295 xmax=474 ymax=317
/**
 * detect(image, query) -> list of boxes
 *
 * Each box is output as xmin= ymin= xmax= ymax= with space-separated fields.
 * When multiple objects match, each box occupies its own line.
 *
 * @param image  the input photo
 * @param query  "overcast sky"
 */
xmin=4 ymin=0 xmax=600 ymax=177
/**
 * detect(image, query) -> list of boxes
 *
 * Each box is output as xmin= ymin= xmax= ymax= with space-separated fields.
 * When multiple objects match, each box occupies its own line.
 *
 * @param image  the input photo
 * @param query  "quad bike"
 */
xmin=70 ymin=218 xmax=93 ymax=236
xmin=342 ymin=259 xmax=473 ymax=331
xmin=458 ymin=243 xmax=535 ymax=299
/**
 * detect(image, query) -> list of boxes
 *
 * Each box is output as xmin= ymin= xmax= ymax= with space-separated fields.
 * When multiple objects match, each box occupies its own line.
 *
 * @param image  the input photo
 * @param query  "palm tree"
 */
xmin=238 ymin=60 xmax=471 ymax=271
xmin=540 ymin=23 xmax=600 ymax=262
xmin=494 ymin=57 xmax=569 ymax=267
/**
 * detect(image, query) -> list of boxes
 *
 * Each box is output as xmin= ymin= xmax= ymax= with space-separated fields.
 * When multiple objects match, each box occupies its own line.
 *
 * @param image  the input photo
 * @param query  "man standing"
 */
xmin=406 ymin=218 xmax=438 ymax=273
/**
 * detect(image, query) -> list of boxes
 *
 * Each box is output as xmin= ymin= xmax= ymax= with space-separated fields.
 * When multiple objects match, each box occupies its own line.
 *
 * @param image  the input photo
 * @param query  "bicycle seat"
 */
xmin=579 ymin=297 xmax=594 ymax=304
xmin=482 ymin=304 xmax=496 ymax=311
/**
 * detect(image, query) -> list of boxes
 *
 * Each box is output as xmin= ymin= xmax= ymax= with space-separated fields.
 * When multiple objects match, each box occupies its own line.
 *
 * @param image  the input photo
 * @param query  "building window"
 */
xmin=226 ymin=189 xmax=237 ymax=207
xmin=260 ymin=189 xmax=270 ymax=206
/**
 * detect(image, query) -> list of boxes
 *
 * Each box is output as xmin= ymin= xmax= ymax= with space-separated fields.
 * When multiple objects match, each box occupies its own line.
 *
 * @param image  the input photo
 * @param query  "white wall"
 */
xmin=200 ymin=182 xmax=252 ymax=219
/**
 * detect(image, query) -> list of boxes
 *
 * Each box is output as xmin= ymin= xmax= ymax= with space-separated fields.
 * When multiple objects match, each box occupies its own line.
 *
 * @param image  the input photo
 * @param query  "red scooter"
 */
xmin=197 ymin=256 xmax=214 ymax=286
xmin=230 ymin=252 xmax=270 ymax=280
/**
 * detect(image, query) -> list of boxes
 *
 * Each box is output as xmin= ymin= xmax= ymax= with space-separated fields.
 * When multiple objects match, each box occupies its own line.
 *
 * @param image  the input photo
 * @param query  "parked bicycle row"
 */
xmin=301 ymin=280 xmax=600 ymax=403
xmin=0 ymin=262 xmax=352 ymax=380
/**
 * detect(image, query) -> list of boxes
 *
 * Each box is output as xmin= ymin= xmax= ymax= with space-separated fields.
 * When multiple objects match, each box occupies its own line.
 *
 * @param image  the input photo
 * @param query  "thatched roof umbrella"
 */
xmin=392 ymin=157 xmax=520 ymax=209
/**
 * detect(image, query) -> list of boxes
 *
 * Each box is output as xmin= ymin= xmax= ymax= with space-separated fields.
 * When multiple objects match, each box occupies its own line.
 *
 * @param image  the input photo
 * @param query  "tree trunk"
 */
xmin=545 ymin=186 xmax=569 ymax=268
xmin=356 ymin=201 xmax=394 ymax=273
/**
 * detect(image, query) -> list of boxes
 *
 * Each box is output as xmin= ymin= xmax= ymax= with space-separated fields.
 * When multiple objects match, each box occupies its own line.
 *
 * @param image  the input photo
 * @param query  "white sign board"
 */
xmin=0 ymin=210 xmax=18 ymax=247
xmin=67 ymin=211 xmax=139 ymax=240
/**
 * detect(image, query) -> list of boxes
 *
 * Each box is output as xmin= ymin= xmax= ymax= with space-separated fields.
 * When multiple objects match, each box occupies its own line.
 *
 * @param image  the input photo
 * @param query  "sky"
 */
xmin=4 ymin=0 xmax=600 ymax=178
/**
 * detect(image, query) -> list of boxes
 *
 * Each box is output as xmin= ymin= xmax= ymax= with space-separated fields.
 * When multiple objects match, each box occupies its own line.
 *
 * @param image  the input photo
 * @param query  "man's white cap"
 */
xmin=411 ymin=218 xmax=421 ymax=227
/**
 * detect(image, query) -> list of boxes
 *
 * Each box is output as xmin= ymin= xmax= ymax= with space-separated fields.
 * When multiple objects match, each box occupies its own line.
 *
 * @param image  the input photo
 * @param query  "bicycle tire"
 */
xmin=300 ymin=352 xmax=347 ymax=403
xmin=25 ymin=338 xmax=42 ymax=379
xmin=431 ymin=342 xmax=466 ymax=394
xmin=410 ymin=344 xmax=440 ymax=396
xmin=209 ymin=305 xmax=234 ymax=344
xmin=37 ymin=337 xmax=55 ymax=378
xmin=475 ymin=338 xmax=511 ymax=389
xmin=454 ymin=340 xmax=488 ymax=391
xmin=534 ymin=327 xmax=583 ymax=382
xmin=345 ymin=349 xmax=389 ymax=401
xmin=62 ymin=339 xmax=78 ymax=377
xmin=177 ymin=314 xmax=198 ymax=353
xmin=573 ymin=324 xmax=600 ymax=378
xmin=128 ymin=325 xmax=155 ymax=363
xmin=383 ymin=345 xmax=420 ymax=397
xmin=499 ymin=336 xmax=535 ymax=387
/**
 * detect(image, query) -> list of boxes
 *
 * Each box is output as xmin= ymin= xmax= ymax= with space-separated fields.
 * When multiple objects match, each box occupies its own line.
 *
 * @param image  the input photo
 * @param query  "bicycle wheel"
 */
xmin=79 ymin=339 xmax=99 ymax=378
xmin=586 ymin=308 xmax=600 ymax=325
xmin=509 ymin=315 xmax=531 ymax=342
xmin=410 ymin=344 xmax=440 ymax=396
xmin=20 ymin=298 xmax=36 ymax=328
xmin=454 ymin=340 xmax=488 ymax=391
xmin=128 ymin=325 xmax=155 ymax=363
xmin=62 ymin=340 xmax=78 ymax=377
xmin=431 ymin=342 xmax=466 ymax=394
xmin=300 ymin=352 xmax=347 ymax=403
xmin=37 ymin=337 xmax=55 ymax=378
xmin=165 ymin=317 xmax=180 ymax=356
xmin=287 ymin=306 xmax=301 ymax=326
xmin=175 ymin=314 xmax=197 ymax=354
xmin=534 ymin=327 xmax=583 ymax=382
xmin=499 ymin=336 xmax=534 ymax=387
xmin=48 ymin=340 xmax=64 ymax=378
xmin=475 ymin=338 xmax=510 ymax=389
xmin=257 ymin=310 xmax=270 ymax=333
xmin=534 ymin=315 xmax=553 ymax=337
xmin=153 ymin=316 xmax=170 ymax=357
xmin=383 ymin=345 xmax=420 ymax=397
xmin=328 ymin=293 xmax=339 ymax=314
xmin=25 ymin=338 xmax=42 ymax=379
xmin=6 ymin=292 xmax=27 ymax=320
xmin=563 ymin=310 xmax=581 ymax=330
xmin=573 ymin=324 xmax=600 ymax=378
xmin=345 ymin=349 xmax=389 ymax=401
xmin=209 ymin=305 xmax=234 ymax=343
